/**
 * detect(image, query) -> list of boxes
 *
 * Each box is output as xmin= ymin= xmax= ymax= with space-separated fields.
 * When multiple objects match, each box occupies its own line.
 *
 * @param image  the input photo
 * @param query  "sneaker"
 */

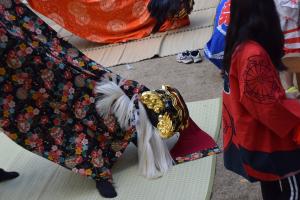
xmin=286 ymin=86 xmax=299 ymax=99
xmin=190 ymin=50 xmax=203 ymax=63
xmin=176 ymin=51 xmax=193 ymax=64
xmin=286 ymin=86 xmax=299 ymax=93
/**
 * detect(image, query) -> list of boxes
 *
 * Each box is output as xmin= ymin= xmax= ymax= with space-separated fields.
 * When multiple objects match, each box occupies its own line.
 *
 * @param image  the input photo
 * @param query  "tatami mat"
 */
xmin=33 ymin=0 xmax=219 ymax=67
xmin=0 ymin=98 xmax=221 ymax=200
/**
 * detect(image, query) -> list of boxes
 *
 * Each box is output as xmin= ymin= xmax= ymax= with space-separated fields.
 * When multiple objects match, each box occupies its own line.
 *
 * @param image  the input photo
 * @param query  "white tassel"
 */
xmin=111 ymin=95 xmax=132 ymax=129
xmin=150 ymin=127 xmax=174 ymax=174
xmin=136 ymin=101 xmax=173 ymax=178
xmin=94 ymin=81 xmax=123 ymax=116
xmin=95 ymin=81 xmax=134 ymax=129
xmin=94 ymin=81 xmax=173 ymax=178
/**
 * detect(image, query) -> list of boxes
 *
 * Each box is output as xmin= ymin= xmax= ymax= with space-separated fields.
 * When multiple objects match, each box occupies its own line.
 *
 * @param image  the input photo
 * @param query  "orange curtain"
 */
xmin=28 ymin=0 xmax=190 ymax=44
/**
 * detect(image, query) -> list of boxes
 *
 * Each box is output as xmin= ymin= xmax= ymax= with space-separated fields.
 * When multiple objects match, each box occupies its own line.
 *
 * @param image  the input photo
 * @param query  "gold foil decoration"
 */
xmin=157 ymin=113 xmax=174 ymax=139
xmin=140 ymin=85 xmax=189 ymax=139
xmin=140 ymin=91 xmax=164 ymax=113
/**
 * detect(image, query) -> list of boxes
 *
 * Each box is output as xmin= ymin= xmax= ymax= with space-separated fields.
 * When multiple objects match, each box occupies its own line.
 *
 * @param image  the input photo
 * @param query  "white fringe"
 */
xmin=94 ymin=81 xmax=173 ymax=178
xmin=95 ymin=81 xmax=134 ymax=129
xmin=136 ymin=101 xmax=173 ymax=178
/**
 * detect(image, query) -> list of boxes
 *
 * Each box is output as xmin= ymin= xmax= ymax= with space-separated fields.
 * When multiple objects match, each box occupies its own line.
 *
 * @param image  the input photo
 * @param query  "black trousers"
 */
xmin=261 ymin=174 xmax=300 ymax=200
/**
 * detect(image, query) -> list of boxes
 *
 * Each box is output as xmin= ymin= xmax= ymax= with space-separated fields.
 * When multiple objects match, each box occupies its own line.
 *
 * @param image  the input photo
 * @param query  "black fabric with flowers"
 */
xmin=0 ymin=0 xmax=148 ymax=181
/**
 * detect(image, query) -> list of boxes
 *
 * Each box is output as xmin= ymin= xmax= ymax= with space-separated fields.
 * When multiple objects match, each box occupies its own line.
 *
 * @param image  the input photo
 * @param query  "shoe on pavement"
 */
xmin=176 ymin=50 xmax=193 ymax=64
xmin=190 ymin=50 xmax=203 ymax=63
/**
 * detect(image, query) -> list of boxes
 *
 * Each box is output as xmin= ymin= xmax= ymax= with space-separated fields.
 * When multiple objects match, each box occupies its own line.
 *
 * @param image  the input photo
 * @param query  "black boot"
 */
xmin=96 ymin=180 xmax=117 ymax=198
xmin=0 ymin=168 xmax=19 ymax=182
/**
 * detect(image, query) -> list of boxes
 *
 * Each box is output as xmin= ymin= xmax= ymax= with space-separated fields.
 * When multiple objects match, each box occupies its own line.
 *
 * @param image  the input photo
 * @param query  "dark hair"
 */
xmin=223 ymin=0 xmax=286 ymax=72
xmin=148 ymin=0 xmax=194 ymax=33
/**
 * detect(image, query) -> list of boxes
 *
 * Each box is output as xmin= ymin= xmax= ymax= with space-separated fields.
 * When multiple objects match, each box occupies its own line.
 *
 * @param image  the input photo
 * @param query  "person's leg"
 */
xmin=296 ymin=73 xmax=300 ymax=91
xmin=0 ymin=168 xmax=19 ymax=182
xmin=96 ymin=180 xmax=117 ymax=198
xmin=277 ymin=175 xmax=299 ymax=200
xmin=284 ymin=72 xmax=299 ymax=99
xmin=260 ymin=180 xmax=282 ymax=200
xmin=285 ymin=72 xmax=295 ymax=90
xmin=262 ymin=174 xmax=300 ymax=200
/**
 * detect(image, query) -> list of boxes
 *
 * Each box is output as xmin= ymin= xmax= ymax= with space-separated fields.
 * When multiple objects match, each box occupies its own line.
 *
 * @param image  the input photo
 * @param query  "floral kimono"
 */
xmin=0 ymin=0 xmax=219 ymax=193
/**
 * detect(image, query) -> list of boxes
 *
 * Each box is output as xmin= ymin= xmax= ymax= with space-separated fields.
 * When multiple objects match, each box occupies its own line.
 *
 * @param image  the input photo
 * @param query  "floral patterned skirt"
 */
xmin=0 ymin=0 xmax=147 ymax=182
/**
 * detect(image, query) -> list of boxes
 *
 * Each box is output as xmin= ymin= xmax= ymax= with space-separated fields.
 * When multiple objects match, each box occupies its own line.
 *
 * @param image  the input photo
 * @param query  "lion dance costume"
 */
xmin=0 ymin=0 xmax=219 ymax=198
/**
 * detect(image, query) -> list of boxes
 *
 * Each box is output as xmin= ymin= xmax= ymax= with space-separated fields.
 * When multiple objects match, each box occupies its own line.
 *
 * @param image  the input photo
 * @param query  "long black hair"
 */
xmin=223 ymin=0 xmax=286 ymax=72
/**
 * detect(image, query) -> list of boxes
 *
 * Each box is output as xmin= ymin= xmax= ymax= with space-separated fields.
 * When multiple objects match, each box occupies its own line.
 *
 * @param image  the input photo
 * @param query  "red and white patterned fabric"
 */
xmin=275 ymin=0 xmax=300 ymax=54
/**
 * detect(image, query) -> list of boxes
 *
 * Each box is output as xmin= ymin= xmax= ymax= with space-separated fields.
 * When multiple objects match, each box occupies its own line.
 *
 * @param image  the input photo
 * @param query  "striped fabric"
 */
xmin=275 ymin=0 xmax=300 ymax=54
xmin=284 ymin=27 xmax=300 ymax=53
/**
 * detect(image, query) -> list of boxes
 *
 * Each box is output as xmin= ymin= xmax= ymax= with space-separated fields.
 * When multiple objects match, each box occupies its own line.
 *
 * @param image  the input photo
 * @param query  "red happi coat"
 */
xmin=223 ymin=40 xmax=300 ymax=182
